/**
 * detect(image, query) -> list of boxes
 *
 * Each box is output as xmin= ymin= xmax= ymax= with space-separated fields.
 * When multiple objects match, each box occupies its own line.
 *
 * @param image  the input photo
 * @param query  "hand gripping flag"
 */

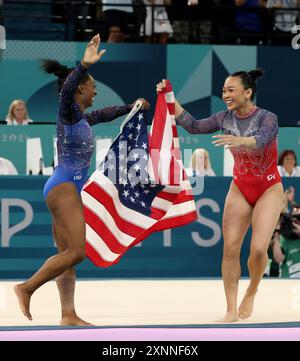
xmin=82 ymin=81 xmax=197 ymax=267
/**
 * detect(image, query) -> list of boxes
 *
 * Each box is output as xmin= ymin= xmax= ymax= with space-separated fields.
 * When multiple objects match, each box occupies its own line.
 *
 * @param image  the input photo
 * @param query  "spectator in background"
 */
xmin=235 ymin=0 xmax=267 ymax=44
xmin=278 ymin=149 xmax=300 ymax=177
xmin=282 ymin=186 xmax=297 ymax=212
xmin=265 ymin=186 xmax=296 ymax=277
xmin=102 ymin=0 xmax=136 ymax=42
xmin=187 ymin=148 xmax=216 ymax=176
xmin=267 ymin=0 xmax=300 ymax=45
xmin=6 ymin=100 xmax=34 ymax=125
xmin=141 ymin=0 xmax=173 ymax=43
xmin=273 ymin=206 xmax=300 ymax=278
xmin=0 ymin=157 xmax=18 ymax=175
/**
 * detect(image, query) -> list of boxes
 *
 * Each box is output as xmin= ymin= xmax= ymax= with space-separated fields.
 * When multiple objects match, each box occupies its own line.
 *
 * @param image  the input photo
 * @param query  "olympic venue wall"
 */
xmin=0 ymin=176 xmax=298 ymax=279
xmin=1 ymin=41 xmax=300 ymax=126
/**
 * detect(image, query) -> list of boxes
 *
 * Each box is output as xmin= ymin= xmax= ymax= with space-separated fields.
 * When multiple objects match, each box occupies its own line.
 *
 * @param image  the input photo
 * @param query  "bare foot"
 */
xmin=60 ymin=314 xmax=94 ymax=326
xmin=14 ymin=284 xmax=33 ymax=321
xmin=238 ymin=290 xmax=257 ymax=320
xmin=216 ymin=312 xmax=239 ymax=323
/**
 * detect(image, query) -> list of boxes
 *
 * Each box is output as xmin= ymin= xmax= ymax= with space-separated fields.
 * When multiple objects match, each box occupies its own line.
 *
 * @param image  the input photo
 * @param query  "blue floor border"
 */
xmin=1 ymin=321 xmax=300 ymax=332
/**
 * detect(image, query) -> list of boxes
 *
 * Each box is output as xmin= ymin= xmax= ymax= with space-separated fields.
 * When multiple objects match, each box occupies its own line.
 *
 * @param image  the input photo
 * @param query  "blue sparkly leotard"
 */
xmin=43 ymin=63 xmax=131 ymax=198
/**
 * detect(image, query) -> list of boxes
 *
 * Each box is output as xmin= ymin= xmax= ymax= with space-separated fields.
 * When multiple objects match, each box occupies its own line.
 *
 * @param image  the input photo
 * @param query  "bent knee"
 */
xmin=68 ymin=247 xmax=86 ymax=265
xmin=250 ymin=249 xmax=267 ymax=263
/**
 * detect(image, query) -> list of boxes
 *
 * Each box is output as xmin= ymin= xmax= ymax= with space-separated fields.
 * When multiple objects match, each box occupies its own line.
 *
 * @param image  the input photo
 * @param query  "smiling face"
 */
xmin=222 ymin=76 xmax=253 ymax=112
xmin=13 ymin=102 xmax=27 ymax=121
xmin=283 ymin=153 xmax=296 ymax=169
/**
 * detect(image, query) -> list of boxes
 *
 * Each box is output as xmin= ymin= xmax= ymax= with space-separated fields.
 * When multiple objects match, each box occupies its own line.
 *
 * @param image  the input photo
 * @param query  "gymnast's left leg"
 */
xmin=53 ymin=220 xmax=92 ymax=326
xmin=238 ymin=183 xmax=284 ymax=319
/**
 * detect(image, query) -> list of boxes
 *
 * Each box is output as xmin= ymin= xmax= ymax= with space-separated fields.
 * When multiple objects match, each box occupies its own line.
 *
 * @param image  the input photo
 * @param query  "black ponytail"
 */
xmin=231 ymin=68 xmax=263 ymax=101
xmin=40 ymin=59 xmax=90 ymax=92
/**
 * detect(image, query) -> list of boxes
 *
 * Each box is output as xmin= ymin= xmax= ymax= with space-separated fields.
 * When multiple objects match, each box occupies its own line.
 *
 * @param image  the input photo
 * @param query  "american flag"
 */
xmin=82 ymin=81 xmax=197 ymax=267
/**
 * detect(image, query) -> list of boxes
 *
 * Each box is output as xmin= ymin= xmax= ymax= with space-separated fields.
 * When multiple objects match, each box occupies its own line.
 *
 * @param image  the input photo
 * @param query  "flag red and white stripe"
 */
xmin=82 ymin=81 xmax=197 ymax=267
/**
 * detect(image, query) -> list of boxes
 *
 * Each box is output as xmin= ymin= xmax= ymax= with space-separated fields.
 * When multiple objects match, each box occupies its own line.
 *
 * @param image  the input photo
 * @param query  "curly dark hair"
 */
xmin=40 ymin=59 xmax=90 ymax=92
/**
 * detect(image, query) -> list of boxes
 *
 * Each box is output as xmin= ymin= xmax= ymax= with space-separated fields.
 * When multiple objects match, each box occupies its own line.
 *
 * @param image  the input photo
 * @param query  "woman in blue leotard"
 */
xmin=14 ymin=34 xmax=149 ymax=325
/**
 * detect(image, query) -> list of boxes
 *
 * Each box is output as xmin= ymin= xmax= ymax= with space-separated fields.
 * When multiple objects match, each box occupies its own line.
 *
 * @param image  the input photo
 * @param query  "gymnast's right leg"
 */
xmin=217 ymin=181 xmax=253 ymax=323
xmin=14 ymin=183 xmax=86 ymax=321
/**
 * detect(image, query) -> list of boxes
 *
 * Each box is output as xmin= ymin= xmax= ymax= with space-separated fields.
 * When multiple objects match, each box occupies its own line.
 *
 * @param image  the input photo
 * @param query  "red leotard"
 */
xmin=176 ymin=106 xmax=282 ymax=207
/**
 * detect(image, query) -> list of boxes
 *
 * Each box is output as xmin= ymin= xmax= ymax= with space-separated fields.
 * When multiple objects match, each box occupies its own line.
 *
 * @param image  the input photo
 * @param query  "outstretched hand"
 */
xmin=82 ymin=34 xmax=106 ymax=68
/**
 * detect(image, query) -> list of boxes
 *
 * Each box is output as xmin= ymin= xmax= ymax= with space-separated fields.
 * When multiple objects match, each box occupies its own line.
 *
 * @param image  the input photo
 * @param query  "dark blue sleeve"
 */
xmin=176 ymin=110 xmax=224 ymax=134
xmin=85 ymin=105 xmax=132 ymax=126
xmin=58 ymin=62 xmax=87 ymax=123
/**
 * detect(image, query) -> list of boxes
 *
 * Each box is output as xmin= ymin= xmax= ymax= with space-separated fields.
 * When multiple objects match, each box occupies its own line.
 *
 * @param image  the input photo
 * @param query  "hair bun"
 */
xmin=248 ymin=69 xmax=263 ymax=81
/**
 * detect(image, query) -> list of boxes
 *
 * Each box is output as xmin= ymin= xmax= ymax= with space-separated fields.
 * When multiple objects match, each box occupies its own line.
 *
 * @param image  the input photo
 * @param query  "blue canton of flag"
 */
xmin=102 ymin=109 xmax=164 ymax=216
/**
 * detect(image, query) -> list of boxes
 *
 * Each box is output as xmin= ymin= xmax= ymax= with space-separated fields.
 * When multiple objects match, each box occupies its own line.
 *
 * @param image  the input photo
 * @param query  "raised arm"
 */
xmin=59 ymin=34 xmax=106 ymax=122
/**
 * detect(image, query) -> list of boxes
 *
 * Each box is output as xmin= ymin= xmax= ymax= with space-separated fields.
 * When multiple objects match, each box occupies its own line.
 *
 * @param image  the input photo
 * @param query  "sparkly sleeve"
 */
xmin=85 ymin=105 xmax=132 ymax=126
xmin=176 ymin=110 xmax=224 ymax=134
xmin=255 ymin=112 xmax=278 ymax=148
xmin=58 ymin=63 xmax=87 ymax=123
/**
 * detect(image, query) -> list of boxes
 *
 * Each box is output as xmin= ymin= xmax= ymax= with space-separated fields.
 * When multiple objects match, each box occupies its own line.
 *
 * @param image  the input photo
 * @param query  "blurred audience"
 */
xmin=267 ymin=0 xmax=300 ymax=45
xmin=141 ymin=0 xmax=173 ymax=43
xmin=278 ymin=149 xmax=300 ymax=177
xmin=0 ymin=157 xmax=18 ymax=175
xmin=187 ymin=148 xmax=216 ymax=177
xmin=235 ymin=0 xmax=267 ymax=44
xmin=6 ymin=100 xmax=33 ymax=125
xmin=102 ymin=0 xmax=136 ymax=42
xmin=273 ymin=206 xmax=300 ymax=278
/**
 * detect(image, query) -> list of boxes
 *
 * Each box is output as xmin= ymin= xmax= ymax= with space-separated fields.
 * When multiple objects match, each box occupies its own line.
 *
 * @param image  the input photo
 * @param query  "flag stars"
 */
xmin=138 ymin=113 xmax=143 ymax=120
xmin=123 ymin=190 xmax=129 ymax=198
xmin=119 ymin=178 xmax=128 ymax=186
xmin=140 ymin=201 xmax=146 ymax=208
xmin=132 ymin=152 xmax=139 ymax=161
xmin=133 ymin=163 xmax=141 ymax=171
xmin=134 ymin=191 xmax=140 ymax=198
xmin=130 ymin=196 xmax=135 ymax=203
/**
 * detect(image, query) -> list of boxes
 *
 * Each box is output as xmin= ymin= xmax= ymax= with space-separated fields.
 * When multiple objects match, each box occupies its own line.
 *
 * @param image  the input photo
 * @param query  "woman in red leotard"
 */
xmin=157 ymin=70 xmax=284 ymax=322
